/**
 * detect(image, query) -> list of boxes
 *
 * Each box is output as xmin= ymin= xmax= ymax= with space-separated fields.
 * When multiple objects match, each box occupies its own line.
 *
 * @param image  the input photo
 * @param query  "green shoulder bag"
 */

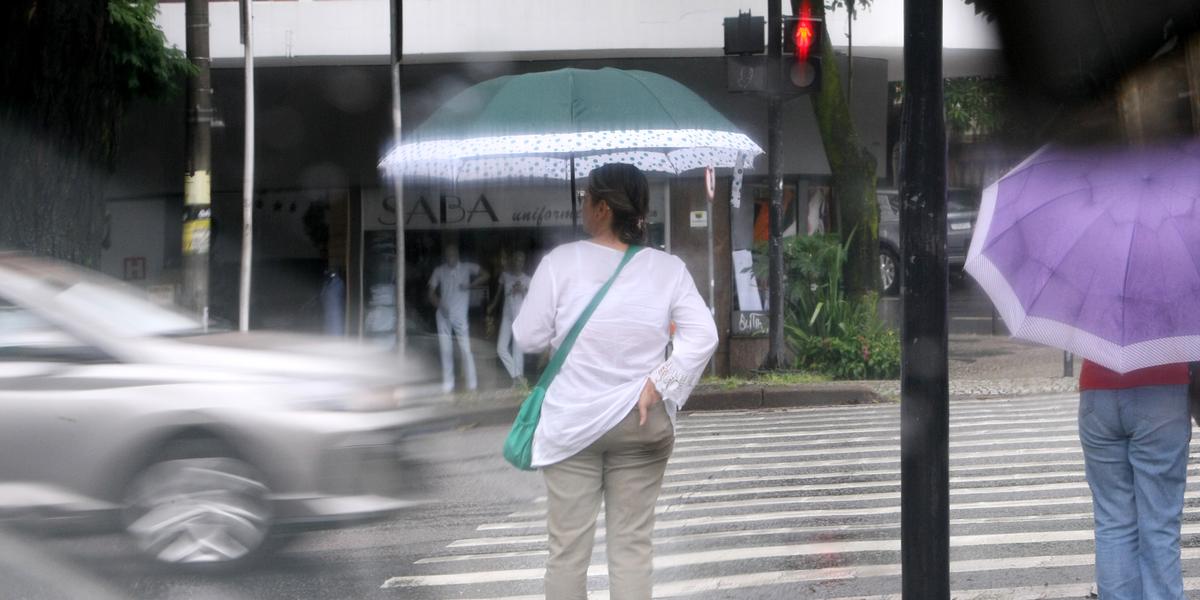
xmin=503 ymin=245 xmax=641 ymax=471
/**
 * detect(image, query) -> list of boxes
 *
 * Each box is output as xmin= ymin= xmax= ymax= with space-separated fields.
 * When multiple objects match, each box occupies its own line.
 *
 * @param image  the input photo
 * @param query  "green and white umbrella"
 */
xmin=379 ymin=67 xmax=763 ymax=184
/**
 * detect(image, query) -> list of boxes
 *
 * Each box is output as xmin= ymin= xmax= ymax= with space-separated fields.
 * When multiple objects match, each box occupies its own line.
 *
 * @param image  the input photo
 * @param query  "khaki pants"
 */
xmin=542 ymin=402 xmax=675 ymax=600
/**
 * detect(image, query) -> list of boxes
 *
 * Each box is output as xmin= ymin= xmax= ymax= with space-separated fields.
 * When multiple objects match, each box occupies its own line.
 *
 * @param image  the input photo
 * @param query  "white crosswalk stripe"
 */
xmin=381 ymin=393 xmax=1200 ymax=598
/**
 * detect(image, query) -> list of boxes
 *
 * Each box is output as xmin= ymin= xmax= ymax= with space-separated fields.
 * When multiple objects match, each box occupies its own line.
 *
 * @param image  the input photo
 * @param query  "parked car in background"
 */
xmin=876 ymin=188 xmax=980 ymax=295
xmin=0 ymin=253 xmax=441 ymax=570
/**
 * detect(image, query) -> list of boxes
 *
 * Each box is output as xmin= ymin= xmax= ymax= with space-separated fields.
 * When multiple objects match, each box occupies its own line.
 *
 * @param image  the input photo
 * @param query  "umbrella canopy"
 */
xmin=965 ymin=141 xmax=1200 ymax=373
xmin=379 ymin=67 xmax=762 ymax=181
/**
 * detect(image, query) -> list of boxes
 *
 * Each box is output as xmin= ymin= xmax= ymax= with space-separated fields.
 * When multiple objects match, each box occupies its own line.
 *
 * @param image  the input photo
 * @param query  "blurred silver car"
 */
xmin=0 ymin=254 xmax=441 ymax=569
xmin=877 ymin=188 xmax=979 ymax=294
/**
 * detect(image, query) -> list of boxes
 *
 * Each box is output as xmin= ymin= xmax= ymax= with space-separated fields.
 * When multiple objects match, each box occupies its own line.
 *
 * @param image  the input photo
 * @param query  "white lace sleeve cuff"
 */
xmin=649 ymin=360 xmax=701 ymax=410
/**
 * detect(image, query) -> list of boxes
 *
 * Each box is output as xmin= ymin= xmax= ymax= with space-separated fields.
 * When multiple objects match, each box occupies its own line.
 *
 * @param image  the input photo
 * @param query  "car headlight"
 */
xmin=346 ymin=387 xmax=403 ymax=412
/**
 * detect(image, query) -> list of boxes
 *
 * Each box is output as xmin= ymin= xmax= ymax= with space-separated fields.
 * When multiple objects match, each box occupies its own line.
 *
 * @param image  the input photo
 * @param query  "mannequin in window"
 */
xmin=488 ymin=249 xmax=531 ymax=387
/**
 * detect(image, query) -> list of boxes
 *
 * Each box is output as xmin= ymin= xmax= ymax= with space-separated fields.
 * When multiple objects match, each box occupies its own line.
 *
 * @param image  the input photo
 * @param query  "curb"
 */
xmin=402 ymin=400 xmax=524 ymax=435
xmin=410 ymin=377 xmax=1080 ymax=432
xmin=685 ymin=384 xmax=886 ymax=411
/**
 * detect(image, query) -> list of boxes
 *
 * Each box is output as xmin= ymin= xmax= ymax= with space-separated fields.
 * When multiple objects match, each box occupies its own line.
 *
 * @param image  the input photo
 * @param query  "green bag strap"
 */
xmin=534 ymin=245 xmax=641 ymax=390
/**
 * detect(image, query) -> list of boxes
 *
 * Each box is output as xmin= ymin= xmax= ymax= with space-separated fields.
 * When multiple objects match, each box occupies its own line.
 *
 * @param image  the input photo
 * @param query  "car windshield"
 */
xmin=52 ymin=282 xmax=202 ymax=338
xmin=948 ymin=190 xmax=978 ymax=213
xmin=3 ymin=257 xmax=204 ymax=338
xmin=880 ymin=191 xmax=972 ymax=214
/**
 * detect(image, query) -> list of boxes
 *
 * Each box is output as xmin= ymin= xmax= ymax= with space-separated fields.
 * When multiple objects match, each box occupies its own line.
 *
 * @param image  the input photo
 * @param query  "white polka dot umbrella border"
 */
xmin=380 ymin=129 xmax=763 ymax=181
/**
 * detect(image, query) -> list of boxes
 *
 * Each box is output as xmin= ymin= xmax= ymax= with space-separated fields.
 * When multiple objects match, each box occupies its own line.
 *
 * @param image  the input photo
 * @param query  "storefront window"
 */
xmin=359 ymin=179 xmax=667 ymax=353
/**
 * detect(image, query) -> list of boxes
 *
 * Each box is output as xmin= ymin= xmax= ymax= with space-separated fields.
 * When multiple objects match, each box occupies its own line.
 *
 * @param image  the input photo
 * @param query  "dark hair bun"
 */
xmin=587 ymin=163 xmax=649 ymax=245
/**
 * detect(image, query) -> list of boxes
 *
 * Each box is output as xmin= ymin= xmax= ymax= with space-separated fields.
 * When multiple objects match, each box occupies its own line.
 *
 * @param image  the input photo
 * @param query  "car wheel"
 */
xmin=880 ymin=247 xmax=900 ymax=295
xmin=122 ymin=447 xmax=272 ymax=569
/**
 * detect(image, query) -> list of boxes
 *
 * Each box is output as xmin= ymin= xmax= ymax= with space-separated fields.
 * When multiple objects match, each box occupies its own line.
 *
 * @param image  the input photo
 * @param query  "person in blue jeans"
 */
xmin=1078 ymin=360 xmax=1193 ymax=599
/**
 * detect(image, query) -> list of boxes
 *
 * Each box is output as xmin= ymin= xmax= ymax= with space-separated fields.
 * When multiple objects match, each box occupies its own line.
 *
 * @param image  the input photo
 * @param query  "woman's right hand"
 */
xmin=637 ymin=378 xmax=663 ymax=426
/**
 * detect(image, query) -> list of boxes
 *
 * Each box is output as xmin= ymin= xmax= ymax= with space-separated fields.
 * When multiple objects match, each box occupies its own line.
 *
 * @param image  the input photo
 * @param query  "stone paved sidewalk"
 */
xmin=896 ymin=334 xmax=1078 ymax=399
xmin=690 ymin=334 xmax=1080 ymax=407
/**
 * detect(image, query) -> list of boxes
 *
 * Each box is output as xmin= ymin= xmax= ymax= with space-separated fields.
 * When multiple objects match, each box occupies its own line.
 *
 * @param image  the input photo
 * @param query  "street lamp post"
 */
xmin=238 ymin=0 xmax=255 ymax=332
xmin=390 ymin=0 xmax=407 ymax=354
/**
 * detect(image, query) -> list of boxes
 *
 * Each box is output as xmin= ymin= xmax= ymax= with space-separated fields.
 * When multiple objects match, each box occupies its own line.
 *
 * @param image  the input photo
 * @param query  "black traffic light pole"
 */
xmin=722 ymin=5 xmax=816 ymax=372
xmin=900 ymin=0 xmax=949 ymax=595
xmin=764 ymin=0 xmax=787 ymax=369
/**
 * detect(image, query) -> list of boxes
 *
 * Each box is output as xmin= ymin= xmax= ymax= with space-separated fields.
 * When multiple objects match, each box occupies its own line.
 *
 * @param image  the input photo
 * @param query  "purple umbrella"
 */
xmin=965 ymin=141 xmax=1200 ymax=373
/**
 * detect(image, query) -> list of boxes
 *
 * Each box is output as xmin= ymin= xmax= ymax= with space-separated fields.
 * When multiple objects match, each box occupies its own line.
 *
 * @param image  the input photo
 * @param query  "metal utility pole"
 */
xmin=900 ymin=0 xmax=949 ymax=596
xmin=705 ymin=166 xmax=717 ymax=376
xmin=238 ymin=0 xmax=255 ymax=332
xmin=569 ymin=156 xmax=578 ymax=234
xmin=763 ymin=0 xmax=787 ymax=370
xmin=390 ymin=0 xmax=407 ymax=354
xmin=183 ymin=0 xmax=213 ymax=322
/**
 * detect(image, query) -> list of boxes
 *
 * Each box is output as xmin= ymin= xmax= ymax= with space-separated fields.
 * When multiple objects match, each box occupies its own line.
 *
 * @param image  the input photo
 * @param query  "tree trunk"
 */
xmin=0 ymin=1 xmax=121 ymax=267
xmin=805 ymin=1 xmax=879 ymax=298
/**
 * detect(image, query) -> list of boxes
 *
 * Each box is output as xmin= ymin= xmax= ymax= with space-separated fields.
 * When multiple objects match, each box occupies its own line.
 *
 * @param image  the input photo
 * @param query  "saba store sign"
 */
xmin=362 ymin=184 xmax=664 ymax=231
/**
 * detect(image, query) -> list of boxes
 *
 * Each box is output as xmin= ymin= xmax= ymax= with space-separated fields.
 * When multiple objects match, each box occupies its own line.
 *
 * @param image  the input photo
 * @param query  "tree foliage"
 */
xmin=943 ymin=77 xmax=1007 ymax=136
xmin=825 ymin=0 xmax=873 ymax=20
xmin=961 ymin=0 xmax=998 ymax=21
xmin=893 ymin=76 xmax=1043 ymax=146
xmin=109 ymin=0 xmax=195 ymax=101
xmin=0 ymin=0 xmax=190 ymax=265
xmin=893 ymin=77 xmax=1011 ymax=138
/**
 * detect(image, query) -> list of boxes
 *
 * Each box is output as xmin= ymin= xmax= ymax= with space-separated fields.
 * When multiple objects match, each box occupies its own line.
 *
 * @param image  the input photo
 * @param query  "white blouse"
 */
xmin=512 ymin=241 xmax=719 ymax=467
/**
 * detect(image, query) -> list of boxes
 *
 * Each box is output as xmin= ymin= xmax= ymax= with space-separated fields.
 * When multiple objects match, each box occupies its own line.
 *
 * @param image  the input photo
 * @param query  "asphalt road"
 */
xmin=7 ymin=423 xmax=544 ymax=600
xmin=17 ymin=395 xmax=1200 ymax=599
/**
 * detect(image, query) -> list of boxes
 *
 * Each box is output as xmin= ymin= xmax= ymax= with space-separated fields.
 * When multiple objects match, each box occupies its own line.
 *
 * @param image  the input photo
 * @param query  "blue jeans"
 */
xmin=1079 ymin=385 xmax=1191 ymax=600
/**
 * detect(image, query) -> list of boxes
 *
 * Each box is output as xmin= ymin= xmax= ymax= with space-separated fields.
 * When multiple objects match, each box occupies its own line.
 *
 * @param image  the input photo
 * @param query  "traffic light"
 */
xmin=722 ymin=6 xmax=821 ymax=96
xmin=723 ymin=11 xmax=765 ymax=56
xmin=782 ymin=4 xmax=821 ymax=94
xmin=724 ymin=11 xmax=769 ymax=93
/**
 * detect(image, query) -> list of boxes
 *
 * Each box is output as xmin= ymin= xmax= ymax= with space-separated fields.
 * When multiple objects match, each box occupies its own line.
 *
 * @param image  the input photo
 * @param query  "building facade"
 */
xmin=102 ymin=0 xmax=1000 ymax=377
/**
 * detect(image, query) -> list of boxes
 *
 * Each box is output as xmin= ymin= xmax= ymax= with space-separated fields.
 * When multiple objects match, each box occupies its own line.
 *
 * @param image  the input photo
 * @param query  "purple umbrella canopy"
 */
xmin=965 ymin=140 xmax=1200 ymax=373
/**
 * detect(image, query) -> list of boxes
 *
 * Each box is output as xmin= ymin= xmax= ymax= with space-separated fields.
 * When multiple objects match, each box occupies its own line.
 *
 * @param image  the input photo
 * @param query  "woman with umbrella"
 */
xmin=512 ymin=163 xmax=718 ymax=599
xmin=965 ymin=141 xmax=1200 ymax=598
xmin=383 ymin=69 xmax=755 ymax=597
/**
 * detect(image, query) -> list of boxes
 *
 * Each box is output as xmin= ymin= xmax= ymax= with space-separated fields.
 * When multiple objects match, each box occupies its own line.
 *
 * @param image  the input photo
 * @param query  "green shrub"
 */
xmin=752 ymin=233 xmax=901 ymax=380
xmin=787 ymin=320 xmax=901 ymax=380
xmin=752 ymin=233 xmax=844 ymax=336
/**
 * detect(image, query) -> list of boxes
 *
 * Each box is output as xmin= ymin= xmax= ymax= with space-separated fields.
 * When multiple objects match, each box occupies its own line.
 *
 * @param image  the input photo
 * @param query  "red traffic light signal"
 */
xmin=793 ymin=8 xmax=816 ymax=61
xmin=781 ymin=1 xmax=821 ymax=94
xmin=783 ymin=17 xmax=821 ymax=60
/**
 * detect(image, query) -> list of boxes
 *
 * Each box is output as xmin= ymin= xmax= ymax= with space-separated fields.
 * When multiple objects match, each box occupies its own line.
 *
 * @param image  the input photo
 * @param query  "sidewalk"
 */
xmin=943 ymin=333 xmax=1078 ymax=397
xmin=687 ymin=334 xmax=1077 ymax=409
xmin=428 ymin=334 xmax=1079 ymax=427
